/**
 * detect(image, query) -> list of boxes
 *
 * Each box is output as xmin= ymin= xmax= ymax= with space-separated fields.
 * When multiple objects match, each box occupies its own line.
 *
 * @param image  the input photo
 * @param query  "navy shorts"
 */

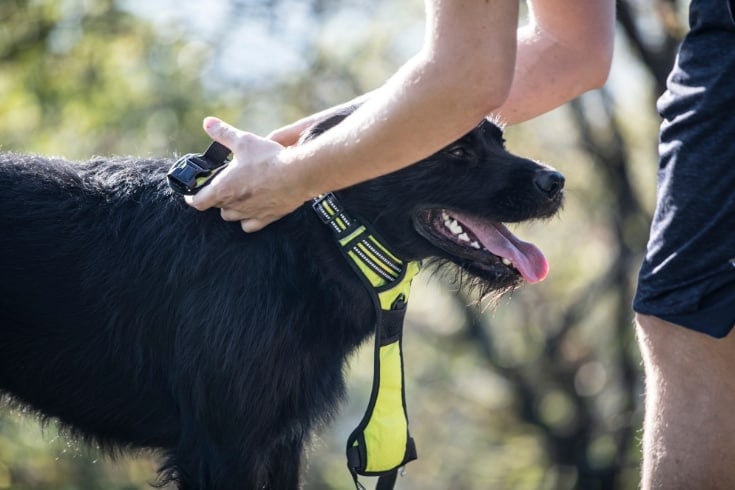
xmin=633 ymin=0 xmax=735 ymax=338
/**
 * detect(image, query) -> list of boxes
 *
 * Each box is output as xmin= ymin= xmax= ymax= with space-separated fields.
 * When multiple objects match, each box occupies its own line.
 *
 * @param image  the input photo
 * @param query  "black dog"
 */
xmin=0 ymin=109 xmax=563 ymax=489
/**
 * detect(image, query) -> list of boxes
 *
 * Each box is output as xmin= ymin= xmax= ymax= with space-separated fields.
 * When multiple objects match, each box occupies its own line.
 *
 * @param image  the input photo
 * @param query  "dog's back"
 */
xmin=0 ymin=153 xmax=375 ymax=488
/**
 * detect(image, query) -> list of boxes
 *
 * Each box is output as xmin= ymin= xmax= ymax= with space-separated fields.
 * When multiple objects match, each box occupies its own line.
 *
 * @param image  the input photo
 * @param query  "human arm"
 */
xmin=269 ymin=0 xmax=615 ymax=145
xmin=495 ymin=0 xmax=615 ymax=124
xmin=187 ymin=0 xmax=616 ymax=232
xmin=188 ymin=0 xmax=520 ymax=231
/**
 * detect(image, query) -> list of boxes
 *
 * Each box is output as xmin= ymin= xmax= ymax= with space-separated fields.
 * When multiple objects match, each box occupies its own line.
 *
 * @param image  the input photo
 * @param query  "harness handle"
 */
xmin=312 ymin=193 xmax=420 ymax=490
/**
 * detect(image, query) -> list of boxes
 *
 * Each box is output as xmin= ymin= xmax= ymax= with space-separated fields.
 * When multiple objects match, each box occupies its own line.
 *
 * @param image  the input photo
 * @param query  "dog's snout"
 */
xmin=534 ymin=169 xmax=565 ymax=199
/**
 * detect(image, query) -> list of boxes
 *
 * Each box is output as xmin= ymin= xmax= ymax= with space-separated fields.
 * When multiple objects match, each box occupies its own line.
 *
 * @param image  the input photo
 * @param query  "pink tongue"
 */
xmin=455 ymin=213 xmax=549 ymax=284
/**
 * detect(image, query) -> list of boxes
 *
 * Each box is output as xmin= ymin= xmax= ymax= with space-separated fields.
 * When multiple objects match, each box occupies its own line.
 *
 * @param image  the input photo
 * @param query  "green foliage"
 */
xmin=0 ymin=0 xmax=237 ymax=159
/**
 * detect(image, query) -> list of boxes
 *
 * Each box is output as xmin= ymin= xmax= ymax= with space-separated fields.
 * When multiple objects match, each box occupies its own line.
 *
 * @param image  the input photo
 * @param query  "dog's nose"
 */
xmin=534 ymin=169 xmax=565 ymax=199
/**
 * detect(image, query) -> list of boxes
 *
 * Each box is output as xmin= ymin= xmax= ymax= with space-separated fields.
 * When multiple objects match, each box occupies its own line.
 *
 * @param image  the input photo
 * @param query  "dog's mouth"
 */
xmin=413 ymin=209 xmax=549 ymax=284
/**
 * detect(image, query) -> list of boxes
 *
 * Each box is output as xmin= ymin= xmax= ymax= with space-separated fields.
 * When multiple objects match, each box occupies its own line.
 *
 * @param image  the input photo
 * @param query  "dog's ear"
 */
xmin=299 ymin=104 xmax=359 ymax=144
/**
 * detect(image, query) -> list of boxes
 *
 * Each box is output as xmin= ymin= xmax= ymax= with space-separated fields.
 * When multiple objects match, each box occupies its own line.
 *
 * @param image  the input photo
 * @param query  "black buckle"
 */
xmin=167 ymin=141 xmax=231 ymax=195
xmin=312 ymin=193 xmax=363 ymax=238
xmin=311 ymin=193 xmax=344 ymax=224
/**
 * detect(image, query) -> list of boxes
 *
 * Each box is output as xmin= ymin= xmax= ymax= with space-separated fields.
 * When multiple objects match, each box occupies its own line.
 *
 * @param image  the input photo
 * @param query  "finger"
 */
xmin=184 ymin=194 xmax=195 ymax=207
xmin=186 ymin=116 xmax=245 ymax=212
xmin=220 ymin=207 xmax=246 ymax=222
xmin=203 ymin=117 xmax=249 ymax=152
xmin=241 ymin=218 xmax=267 ymax=233
xmin=267 ymin=121 xmax=308 ymax=147
xmin=185 ymin=180 xmax=219 ymax=211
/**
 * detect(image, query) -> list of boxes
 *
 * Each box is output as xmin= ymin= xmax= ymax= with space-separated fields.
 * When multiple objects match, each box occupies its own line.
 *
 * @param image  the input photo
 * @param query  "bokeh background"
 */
xmin=0 ymin=0 xmax=688 ymax=488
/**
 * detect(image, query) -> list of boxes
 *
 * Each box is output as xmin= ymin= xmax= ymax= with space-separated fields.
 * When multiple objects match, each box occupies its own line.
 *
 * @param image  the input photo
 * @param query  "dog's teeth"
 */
xmin=458 ymin=232 xmax=470 ymax=242
xmin=470 ymin=241 xmax=481 ymax=249
xmin=502 ymin=258 xmax=512 ymax=266
xmin=446 ymin=219 xmax=463 ymax=235
xmin=441 ymin=210 xmax=450 ymax=221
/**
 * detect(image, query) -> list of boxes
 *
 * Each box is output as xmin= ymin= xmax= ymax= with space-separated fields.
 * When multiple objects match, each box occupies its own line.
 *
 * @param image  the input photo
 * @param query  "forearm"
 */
xmin=278 ymin=0 xmax=519 ymax=200
xmin=496 ymin=0 xmax=615 ymax=125
xmin=278 ymin=58 xmax=499 ymax=200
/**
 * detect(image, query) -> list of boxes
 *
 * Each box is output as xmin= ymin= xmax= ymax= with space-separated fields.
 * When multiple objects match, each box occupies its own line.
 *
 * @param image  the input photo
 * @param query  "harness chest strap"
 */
xmin=312 ymin=193 xmax=420 ymax=490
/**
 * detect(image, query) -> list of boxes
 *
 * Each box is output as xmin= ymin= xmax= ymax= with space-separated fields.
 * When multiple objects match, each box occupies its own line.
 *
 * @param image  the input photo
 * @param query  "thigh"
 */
xmin=636 ymin=314 xmax=735 ymax=490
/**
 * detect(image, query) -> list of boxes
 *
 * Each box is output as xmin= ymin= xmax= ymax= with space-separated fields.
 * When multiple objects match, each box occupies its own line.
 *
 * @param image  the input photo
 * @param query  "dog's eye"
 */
xmin=445 ymin=145 xmax=469 ymax=159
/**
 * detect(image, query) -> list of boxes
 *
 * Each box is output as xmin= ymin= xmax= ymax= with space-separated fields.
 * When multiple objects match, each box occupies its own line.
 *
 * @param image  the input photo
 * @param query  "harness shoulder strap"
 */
xmin=313 ymin=194 xmax=420 ymax=490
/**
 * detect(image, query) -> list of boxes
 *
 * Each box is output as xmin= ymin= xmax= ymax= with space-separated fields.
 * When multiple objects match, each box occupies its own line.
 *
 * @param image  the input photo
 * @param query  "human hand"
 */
xmin=185 ymin=117 xmax=306 ymax=232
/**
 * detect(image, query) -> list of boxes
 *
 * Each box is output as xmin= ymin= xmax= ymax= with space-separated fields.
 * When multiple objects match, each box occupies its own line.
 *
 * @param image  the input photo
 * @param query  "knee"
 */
xmin=636 ymin=319 xmax=735 ymax=490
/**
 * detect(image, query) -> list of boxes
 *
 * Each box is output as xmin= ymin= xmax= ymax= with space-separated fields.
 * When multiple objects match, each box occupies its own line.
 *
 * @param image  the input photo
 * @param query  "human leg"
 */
xmin=636 ymin=313 xmax=735 ymax=490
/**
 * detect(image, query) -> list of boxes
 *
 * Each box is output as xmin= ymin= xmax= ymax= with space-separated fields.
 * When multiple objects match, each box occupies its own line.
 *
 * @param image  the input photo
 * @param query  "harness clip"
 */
xmin=167 ymin=141 xmax=231 ymax=195
xmin=391 ymin=294 xmax=407 ymax=311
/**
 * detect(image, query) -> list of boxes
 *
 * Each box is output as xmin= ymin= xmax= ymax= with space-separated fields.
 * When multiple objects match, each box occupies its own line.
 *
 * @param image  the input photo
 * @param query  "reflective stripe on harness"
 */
xmin=312 ymin=193 xmax=420 ymax=489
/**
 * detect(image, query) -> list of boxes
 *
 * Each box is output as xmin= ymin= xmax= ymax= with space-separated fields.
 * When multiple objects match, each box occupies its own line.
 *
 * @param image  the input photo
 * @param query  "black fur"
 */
xmin=0 ymin=109 xmax=563 ymax=489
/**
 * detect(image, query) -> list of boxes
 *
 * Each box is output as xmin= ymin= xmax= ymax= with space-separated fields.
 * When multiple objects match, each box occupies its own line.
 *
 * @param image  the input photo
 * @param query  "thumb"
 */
xmin=203 ymin=117 xmax=245 ymax=151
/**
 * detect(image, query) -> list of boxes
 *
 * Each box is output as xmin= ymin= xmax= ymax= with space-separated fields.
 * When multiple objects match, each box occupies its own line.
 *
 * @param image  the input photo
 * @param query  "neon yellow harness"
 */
xmin=312 ymin=193 xmax=420 ymax=490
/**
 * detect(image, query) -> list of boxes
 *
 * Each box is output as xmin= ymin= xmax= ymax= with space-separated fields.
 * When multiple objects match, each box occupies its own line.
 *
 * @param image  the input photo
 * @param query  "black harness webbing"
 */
xmin=312 ymin=193 xmax=420 ymax=490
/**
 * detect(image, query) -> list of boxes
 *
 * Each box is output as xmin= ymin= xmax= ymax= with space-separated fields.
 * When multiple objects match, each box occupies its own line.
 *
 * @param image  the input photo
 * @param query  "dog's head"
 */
xmin=304 ymin=107 xmax=564 ymax=295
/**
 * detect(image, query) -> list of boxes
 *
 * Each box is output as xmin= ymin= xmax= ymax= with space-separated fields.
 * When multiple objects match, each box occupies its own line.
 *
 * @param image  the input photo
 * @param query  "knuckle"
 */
xmin=224 ymin=125 xmax=243 ymax=142
xmin=212 ymin=184 xmax=234 ymax=203
xmin=233 ymin=132 xmax=256 ymax=154
xmin=220 ymin=208 xmax=237 ymax=222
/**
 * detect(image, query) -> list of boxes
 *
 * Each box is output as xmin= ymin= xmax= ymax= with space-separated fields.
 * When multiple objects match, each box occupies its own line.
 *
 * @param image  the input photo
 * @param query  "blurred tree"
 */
xmin=0 ymin=0 xmax=227 ymax=159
